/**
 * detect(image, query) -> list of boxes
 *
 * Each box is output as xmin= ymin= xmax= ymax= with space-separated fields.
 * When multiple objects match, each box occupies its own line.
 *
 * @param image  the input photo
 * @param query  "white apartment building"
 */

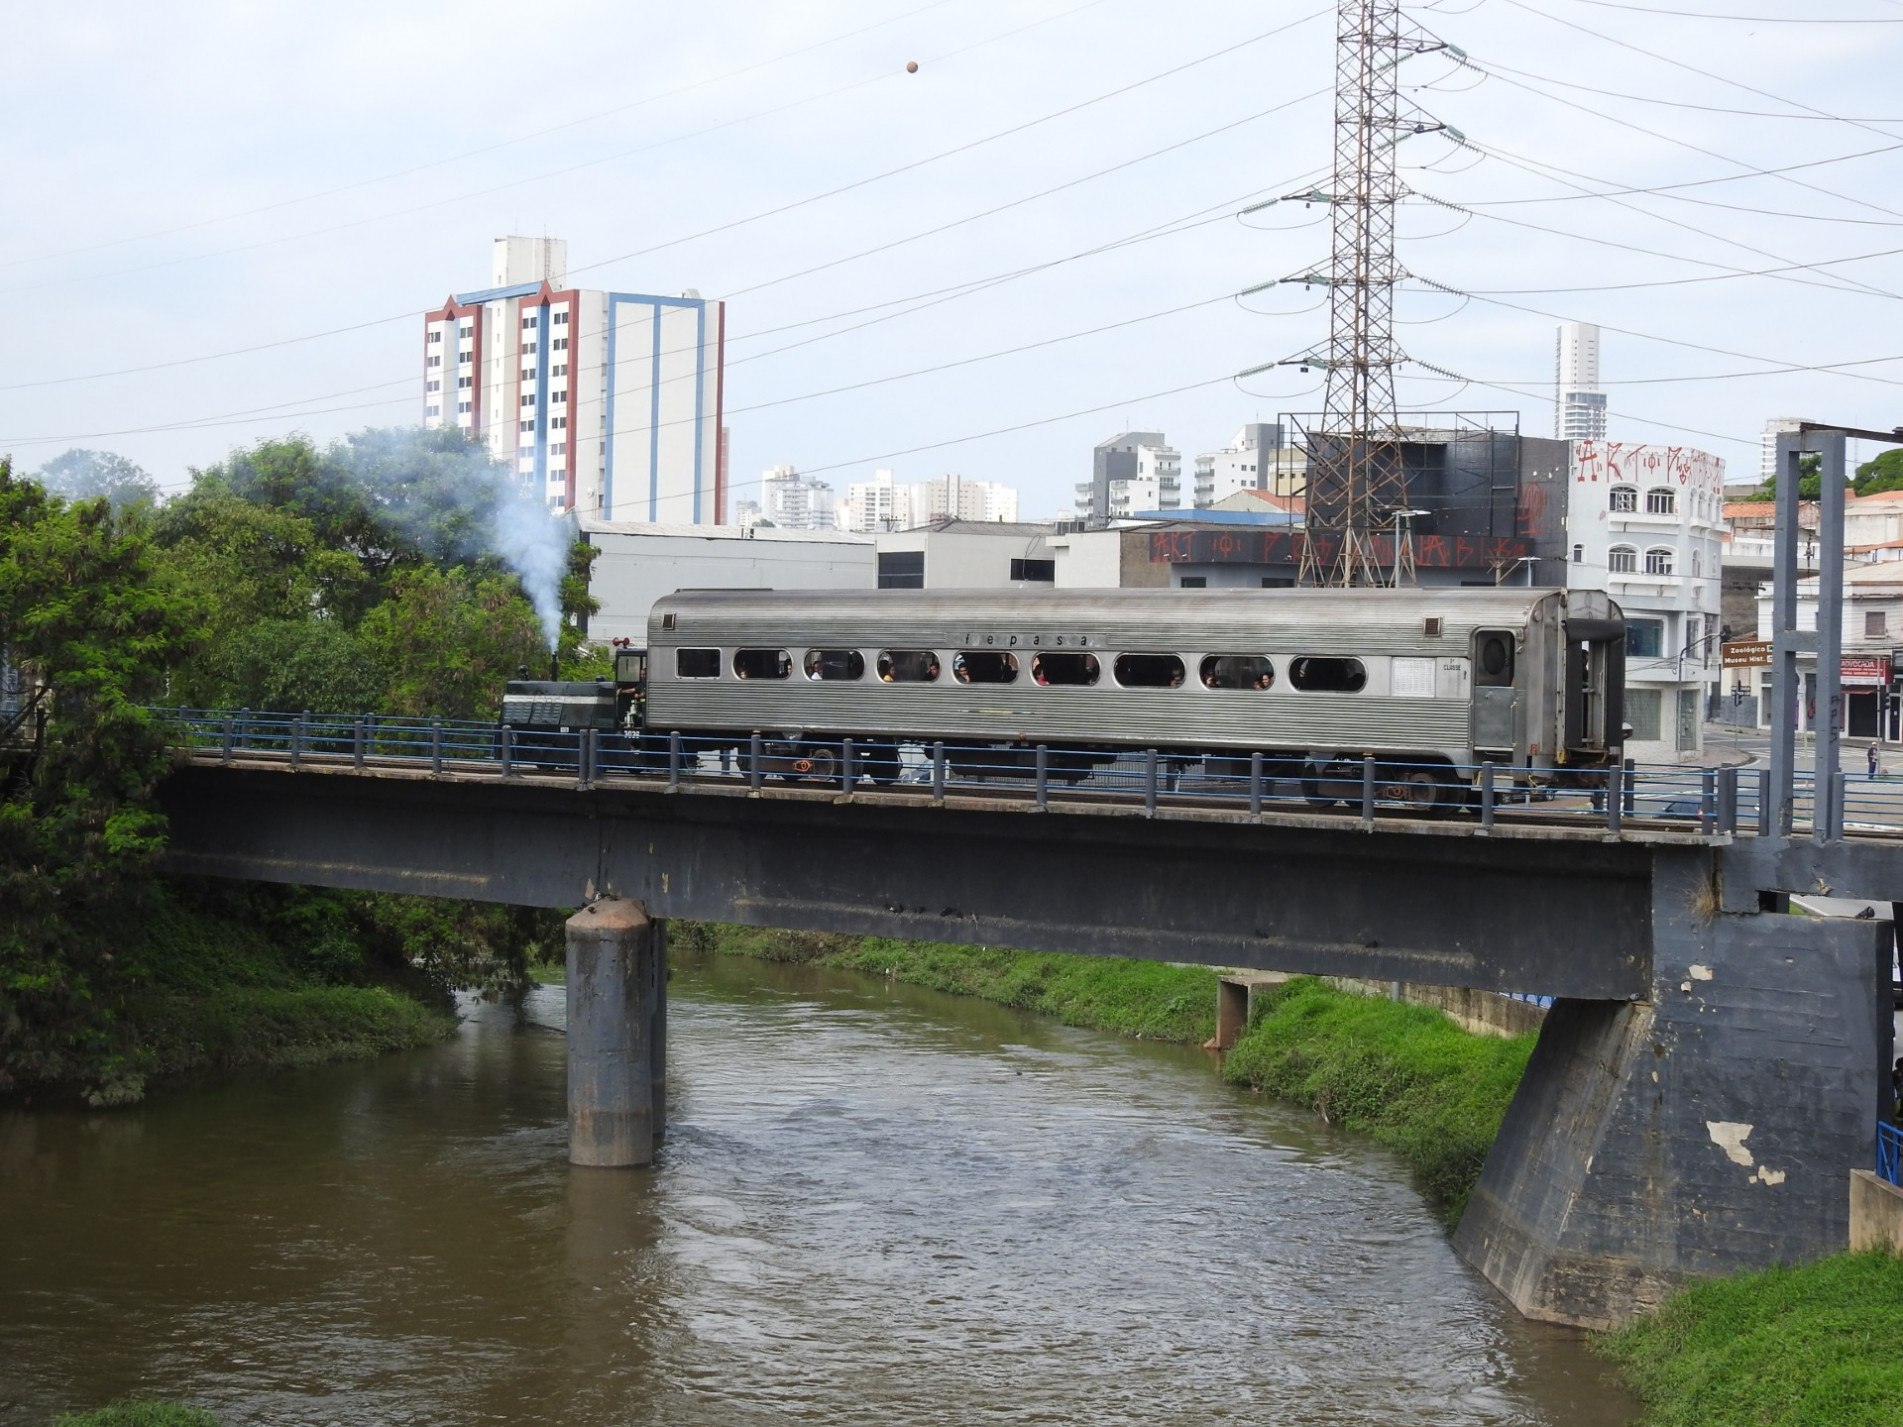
xmin=1077 ymin=431 xmax=1179 ymax=522
xmin=423 ymin=237 xmax=726 ymax=521
xmin=1192 ymin=423 xmax=1306 ymax=505
xmin=1568 ymin=440 xmax=1726 ymax=760
xmin=842 ymin=470 xmax=912 ymax=533
xmin=757 ymin=465 xmax=838 ymax=531
xmin=839 ymin=470 xmax=1021 ymax=532
xmin=916 ymin=473 xmax=1018 ymax=524
xmin=1758 ymin=416 xmax=1813 ymax=486
xmin=1555 ymin=322 xmax=1608 ymax=443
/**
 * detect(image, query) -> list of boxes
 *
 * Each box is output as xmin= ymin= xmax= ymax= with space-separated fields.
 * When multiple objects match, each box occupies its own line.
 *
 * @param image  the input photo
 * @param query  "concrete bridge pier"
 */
xmin=1454 ymin=849 xmax=1894 ymax=1328
xmin=565 ymin=898 xmax=666 ymax=1167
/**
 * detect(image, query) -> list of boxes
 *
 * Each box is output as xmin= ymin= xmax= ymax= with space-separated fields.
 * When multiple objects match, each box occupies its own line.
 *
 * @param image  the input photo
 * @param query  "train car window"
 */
xmin=1473 ymin=633 xmax=1515 ymax=688
xmin=1198 ymin=655 xmax=1274 ymax=690
xmin=876 ymin=650 xmax=941 ymax=682
xmin=1114 ymin=653 xmax=1186 ymax=689
xmin=1288 ymin=656 xmax=1366 ymax=693
xmin=803 ymin=648 xmax=865 ymax=682
xmin=952 ymin=651 xmax=1017 ymax=684
xmin=1030 ymin=652 xmax=1099 ymax=686
xmin=676 ymin=648 xmax=721 ymax=679
xmin=733 ymin=648 xmax=792 ymax=680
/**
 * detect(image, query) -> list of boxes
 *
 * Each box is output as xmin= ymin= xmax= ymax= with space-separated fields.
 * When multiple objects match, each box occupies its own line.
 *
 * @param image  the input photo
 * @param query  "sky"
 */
xmin=4 ymin=0 xmax=1903 ymax=517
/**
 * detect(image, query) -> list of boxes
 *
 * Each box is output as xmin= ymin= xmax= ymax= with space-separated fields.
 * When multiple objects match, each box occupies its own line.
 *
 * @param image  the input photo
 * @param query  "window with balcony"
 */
xmin=1610 ymin=486 xmax=1638 ymax=513
xmin=1646 ymin=487 xmax=1677 ymax=515
xmin=1608 ymin=545 xmax=1637 ymax=573
xmin=1645 ymin=547 xmax=1675 ymax=576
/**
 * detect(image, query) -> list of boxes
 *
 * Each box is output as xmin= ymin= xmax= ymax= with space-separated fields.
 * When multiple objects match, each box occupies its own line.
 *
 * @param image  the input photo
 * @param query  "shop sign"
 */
xmin=1842 ymin=656 xmax=1890 ymax=687
xmin=1721 ymin=639 xmax=1771 ymax=668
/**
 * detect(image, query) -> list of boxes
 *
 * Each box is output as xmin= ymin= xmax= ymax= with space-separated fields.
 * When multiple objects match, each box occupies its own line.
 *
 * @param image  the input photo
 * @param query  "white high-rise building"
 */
xmin=842 ymin=470 xmax=913 ymax=533
xmin=423 ymin=237 xmax=726 ymax=521
xmin=1759 ymin=417 xmax=1813 ymax=486
xmin=840 ymin=471 xmax=1020 ymax=531
xmin=758 ymin=464 xmax=837 ymax=530
xmin=1555 ymin=322 xmax=1608 ymax=443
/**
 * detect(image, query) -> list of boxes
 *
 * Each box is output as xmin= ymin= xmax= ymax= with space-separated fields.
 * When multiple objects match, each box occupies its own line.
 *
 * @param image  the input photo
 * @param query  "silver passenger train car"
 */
xmin=640 ymin=587 xmax=1626 ymax=807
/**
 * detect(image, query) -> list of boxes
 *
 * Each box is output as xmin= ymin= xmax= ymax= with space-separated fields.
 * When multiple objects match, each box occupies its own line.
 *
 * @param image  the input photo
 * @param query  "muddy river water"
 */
xmin=0 ymin=953 xmax=1636 ymax=1425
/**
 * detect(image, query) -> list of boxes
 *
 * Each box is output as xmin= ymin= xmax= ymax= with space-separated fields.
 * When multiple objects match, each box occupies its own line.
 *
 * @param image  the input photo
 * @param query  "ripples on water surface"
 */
xmin=0 ymin=954 xmax=1634 ymax=1425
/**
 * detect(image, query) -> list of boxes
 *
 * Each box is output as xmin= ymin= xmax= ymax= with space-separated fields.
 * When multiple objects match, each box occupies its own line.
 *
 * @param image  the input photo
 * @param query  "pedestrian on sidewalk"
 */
xmin=1869 ymin=743 xmax=1882 ymax=779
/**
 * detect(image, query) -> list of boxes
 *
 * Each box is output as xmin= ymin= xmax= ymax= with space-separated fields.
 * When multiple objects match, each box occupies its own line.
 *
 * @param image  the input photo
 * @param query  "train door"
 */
xmin=1561 ymin=618 xmax=1626 ymax=760
xmin=613 ymin=646 xmax=648 ymax=731
xmin=1470 ymin=629 xmax=1520 ymax=757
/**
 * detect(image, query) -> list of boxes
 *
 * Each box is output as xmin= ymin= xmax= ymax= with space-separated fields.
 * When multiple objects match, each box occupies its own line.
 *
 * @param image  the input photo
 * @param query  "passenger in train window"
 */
xmin=1031 ymin=656 xmax=1050 ymax=685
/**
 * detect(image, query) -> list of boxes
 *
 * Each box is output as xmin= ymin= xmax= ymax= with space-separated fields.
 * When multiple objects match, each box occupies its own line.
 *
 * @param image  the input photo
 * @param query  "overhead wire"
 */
xmin=1 ymin=23 xmax=1328 ymax=392
xmin=0 ymin=0 xmax=977 ymax=272
xmin=0 ymin=0 xmax=1161 ymax=299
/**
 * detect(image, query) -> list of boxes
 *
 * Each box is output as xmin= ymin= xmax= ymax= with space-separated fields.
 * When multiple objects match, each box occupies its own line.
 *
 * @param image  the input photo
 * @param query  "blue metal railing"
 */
xmin=1879 ymin=1121 xmax=1902 ymax=1187
xmin=150 ymin=704 xmax=1865 ymax=837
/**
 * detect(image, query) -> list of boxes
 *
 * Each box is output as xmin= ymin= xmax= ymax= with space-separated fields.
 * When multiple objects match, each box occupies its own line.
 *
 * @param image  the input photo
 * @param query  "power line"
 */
xmin=1547 ymin=0 xmax=1903 ymax=19
xmin=1412 ymin=192 xmax=1903 ymax=302
xmin=1452 ymin=57 xmax=1903 ymax=231
xmin=0 ymin=0 xmax=973 ymax=273
xmin=1410 ymin=273 xmax=1903 ymax=390
xmin=1411 ymin=361 xmax=1755 ymax=450
xmin=1502 ymin=0 xmax=1903 ymax=149
xmin=2 ymin=26 xmax=1327 ymax=392
xmin=568 ymin=8 xmax=1330 ymax=282
xmin=1423 ymin=239 xmax=1903 ymax=296
xmin=1472 ymin=55 xmax=1903 ymax=124
xmin=0 ymin=0 xmax=1124 ymax=300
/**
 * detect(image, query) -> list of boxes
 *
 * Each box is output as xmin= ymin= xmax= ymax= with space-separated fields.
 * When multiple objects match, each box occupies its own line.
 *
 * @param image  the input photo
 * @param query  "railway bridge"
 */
xmin=155 ymin=728 xmax=1897 ymax=1331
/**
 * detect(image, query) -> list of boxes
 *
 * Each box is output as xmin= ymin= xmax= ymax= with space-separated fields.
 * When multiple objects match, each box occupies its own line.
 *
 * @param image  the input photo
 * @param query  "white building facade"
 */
xmin=1568 ymin=440 xmax=1726 ymax=760
xmin=839 ymin=470 xmax=1021 ymax=532
xmin=423 ymin=237 xmax=726 ymax=521
xmin=1192 ymin=423 xmax=1305 ymax=506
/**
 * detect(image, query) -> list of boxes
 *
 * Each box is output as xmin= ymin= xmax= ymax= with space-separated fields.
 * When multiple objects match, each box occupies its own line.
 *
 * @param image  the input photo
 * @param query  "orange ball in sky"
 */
xmin=905 ymin=60 xmax=918 ymax=73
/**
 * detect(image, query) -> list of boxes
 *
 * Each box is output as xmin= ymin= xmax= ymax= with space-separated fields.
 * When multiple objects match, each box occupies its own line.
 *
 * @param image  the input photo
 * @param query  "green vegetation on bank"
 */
xmin=54 ymin=1403 xmax=220 ymax=1427
xmin=2 ymin=436 xmax=588 ymax=1102
xmin=1600 ymin=1252 xmax=1903 ymax=1427
xmin=682 ymin=924 xmax=1527 ymax=1220
xmin=1221 ymin=978 xmax=1534 ymax=1222
xmin=674 ymin=923 xmax=1220 ymax=1043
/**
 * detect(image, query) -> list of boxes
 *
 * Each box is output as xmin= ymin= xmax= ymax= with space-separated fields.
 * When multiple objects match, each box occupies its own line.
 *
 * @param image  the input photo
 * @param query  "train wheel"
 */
xmin=1385 ymin=767 xmax=1442 ymax=813
xmin=795 ymin=746 xmax=839 ymax=787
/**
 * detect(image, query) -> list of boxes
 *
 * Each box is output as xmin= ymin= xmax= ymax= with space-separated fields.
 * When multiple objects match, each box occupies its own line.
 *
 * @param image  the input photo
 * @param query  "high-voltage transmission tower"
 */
xmin=1290 ymin=0 xmax=1443 ymax=587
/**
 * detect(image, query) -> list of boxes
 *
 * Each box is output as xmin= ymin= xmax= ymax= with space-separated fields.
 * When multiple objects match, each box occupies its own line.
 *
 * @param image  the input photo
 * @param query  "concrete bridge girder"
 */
xmin=157 ymin=763 xmax=1656 ymax=999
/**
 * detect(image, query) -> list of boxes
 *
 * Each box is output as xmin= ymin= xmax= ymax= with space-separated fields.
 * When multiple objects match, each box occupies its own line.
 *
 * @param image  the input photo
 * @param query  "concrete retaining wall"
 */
xmin=1850 ymin=1170 xmax=1903 ymax=1253
xmin=1326 ymin=977 xmax=1548 ymax=1039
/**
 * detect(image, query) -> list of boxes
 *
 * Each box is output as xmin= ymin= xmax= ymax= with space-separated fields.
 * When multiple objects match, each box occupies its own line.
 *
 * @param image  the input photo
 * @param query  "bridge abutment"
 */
xmin=1454 ymin=850 xmax=1893 ymax=1328
xmin=565 ymin=898 xmax=666 ymax=1167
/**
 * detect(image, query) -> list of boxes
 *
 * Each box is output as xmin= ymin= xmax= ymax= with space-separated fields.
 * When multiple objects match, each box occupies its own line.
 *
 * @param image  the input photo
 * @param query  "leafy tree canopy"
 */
xmin=1854 ymin=448 xmax=1903 ymax=496
xmin=1736 ymin=453 xmax=1828 ymax=502
xmin=358 ymin=565 xmax=551 ymax=720
xmin=33 ymin=449 xmax=160 ymax=512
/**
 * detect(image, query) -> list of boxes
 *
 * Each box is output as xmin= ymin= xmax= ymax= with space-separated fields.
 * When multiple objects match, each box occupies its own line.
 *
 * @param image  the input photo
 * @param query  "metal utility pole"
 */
xmin=1294 ymin=0 xmax=1441 ymax=588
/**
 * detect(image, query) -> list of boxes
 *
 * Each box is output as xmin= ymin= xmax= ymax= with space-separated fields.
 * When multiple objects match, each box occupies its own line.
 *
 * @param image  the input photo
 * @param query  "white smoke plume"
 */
xmin=333 ymin=427 xmax=572 ymax=649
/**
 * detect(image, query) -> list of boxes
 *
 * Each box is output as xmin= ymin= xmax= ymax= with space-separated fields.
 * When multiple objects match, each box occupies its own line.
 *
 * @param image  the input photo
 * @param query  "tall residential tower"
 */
xmin=1555 ymin=321 xmax=1608 ymax=442
xmin=423 ymin=237 xmax=726 ymax=521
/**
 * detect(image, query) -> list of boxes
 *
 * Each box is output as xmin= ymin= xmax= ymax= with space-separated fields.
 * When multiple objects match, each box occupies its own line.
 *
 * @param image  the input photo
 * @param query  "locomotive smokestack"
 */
xmin=548 ymin=652 xmax=560 ymax=682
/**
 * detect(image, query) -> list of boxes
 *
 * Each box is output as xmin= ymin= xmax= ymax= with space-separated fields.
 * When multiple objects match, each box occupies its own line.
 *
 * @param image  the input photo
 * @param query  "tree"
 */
xmin=34 ymin=449 xmax=160 ymax=512
xmin=1855 ymin=449 xmax=1903 ymax=496
xmin=0 ymin=462 xmax=200 ymax=1096
xmin=357 ymin=565 xmax=548 ymax=720
xmin=1738 ymin=453 xmax=1828 ymax=502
